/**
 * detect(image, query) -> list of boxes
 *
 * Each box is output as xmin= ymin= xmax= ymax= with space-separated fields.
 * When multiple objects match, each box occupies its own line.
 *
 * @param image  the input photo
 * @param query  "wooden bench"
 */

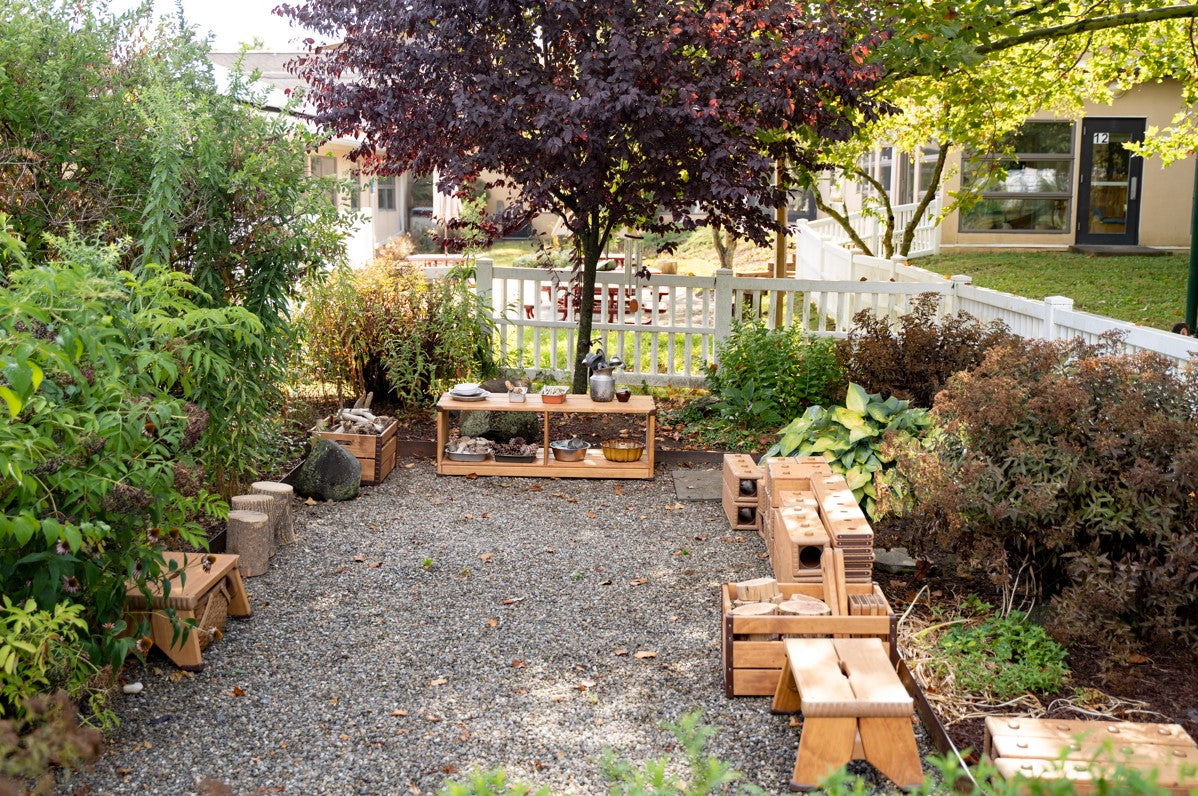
xmin=125 ymin=552 xmax=252 ymax=671
xmin=984 ymin=717 xmax=1198 ymax=794
xmin=772 ymin=637 xmax=921 ymax=791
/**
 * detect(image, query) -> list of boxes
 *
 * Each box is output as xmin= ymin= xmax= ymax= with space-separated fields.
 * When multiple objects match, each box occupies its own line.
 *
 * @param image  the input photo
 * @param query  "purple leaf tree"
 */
xmin=279 ymin=0 xmax=885 ymax=392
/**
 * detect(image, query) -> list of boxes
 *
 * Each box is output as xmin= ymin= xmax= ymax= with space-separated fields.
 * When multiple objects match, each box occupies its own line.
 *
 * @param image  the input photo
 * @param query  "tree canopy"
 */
xmin=279 ymin=0 xmax=886 ymax=390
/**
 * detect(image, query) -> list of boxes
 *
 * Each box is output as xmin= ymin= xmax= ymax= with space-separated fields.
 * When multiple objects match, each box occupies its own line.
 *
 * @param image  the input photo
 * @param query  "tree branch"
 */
xmin=978 ymin=4 xmax=1198 ymax=56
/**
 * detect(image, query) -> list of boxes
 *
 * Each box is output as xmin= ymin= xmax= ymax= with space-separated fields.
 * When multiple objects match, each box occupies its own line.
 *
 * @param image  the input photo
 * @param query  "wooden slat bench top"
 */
xmin=783 ymin=638 xmax=912 ymax=718
xmin=125 ymin=552 xmax=243 ymax=611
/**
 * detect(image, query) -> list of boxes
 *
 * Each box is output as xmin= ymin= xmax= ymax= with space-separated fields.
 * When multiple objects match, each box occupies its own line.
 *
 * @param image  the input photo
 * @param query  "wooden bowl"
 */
xmin=601 ymin=439 xmax=644 ymax=462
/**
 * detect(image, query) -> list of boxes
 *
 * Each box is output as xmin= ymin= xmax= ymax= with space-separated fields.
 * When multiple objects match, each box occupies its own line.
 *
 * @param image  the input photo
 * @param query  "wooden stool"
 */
xmin=772 ymin=637 xmax=921 ymax=791
xmin=984 ymin=717 xmax=1198 ymax=794
xmin=125 ymin=552 xmax=252 ymax=671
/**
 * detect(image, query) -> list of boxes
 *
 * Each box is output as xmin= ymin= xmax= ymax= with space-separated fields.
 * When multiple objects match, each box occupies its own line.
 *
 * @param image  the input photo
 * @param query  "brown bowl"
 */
xmin=615 ymin=388 xmax=631 ymax=403
xmin=601 ymin=439 xmax=644 ymax=462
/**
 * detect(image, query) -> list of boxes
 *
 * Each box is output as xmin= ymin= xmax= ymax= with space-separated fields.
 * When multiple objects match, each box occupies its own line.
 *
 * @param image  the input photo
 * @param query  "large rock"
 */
xmin=295 ymin=438 xmax=361 ymax=501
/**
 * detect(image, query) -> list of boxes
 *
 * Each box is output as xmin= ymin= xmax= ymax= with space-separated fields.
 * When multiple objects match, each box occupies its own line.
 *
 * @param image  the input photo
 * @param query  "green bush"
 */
xmin=1 ymin=691 xmax=103 ymax=794
xmin=936 ymin=608 xmax=1069 ymax=701
xmin=765 ymin=383 xmax=932 ymax=519
xmin=836 ymin=293 xmax=1011 ymax=407
xmin=299 ymin=263 xmax=498 ymax=407
xmin=888 ymin=336 xmax=1198 ymax=654
xmin=707 ymin=320 xmax=844 ymax=429
xmin=0 ymin=234 xmax=263 ymax=714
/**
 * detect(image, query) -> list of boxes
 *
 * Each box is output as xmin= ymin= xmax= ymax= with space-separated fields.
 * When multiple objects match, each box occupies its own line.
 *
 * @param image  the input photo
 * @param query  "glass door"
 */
xmin=1076 ymin=118 xmax=1145 ymax=245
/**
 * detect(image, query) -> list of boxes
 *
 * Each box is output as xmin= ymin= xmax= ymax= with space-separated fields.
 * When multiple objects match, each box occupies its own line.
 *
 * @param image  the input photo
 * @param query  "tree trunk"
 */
xmin=250 ymin=481 xmax=296 ymax=546
xmin=712 ymin=225 xmax=738 ymax=270
xmin=230 ymin=494 xmax=277 ymax=558
xmin=813 ymin=186 xmax=876 ymax=257
xmin=227 ymin=509 xmax=271 ymax=577
xmin=899 ymin=147 xmax=948 ymax=256
xmin=570 ymin=221 xmax=604 ymax=394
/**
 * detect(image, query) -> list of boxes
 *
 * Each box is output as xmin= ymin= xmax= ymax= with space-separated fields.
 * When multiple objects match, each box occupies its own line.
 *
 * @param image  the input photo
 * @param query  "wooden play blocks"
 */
xmin=984 ymin=717 xmax=1198 ymax=794
xmin=772 ymin=638 xmax=922 ymax=791
xmin=125 ymin=552 xmax=251 ymax=671
xmin=722 ymin=454 xmax=763 ymax=531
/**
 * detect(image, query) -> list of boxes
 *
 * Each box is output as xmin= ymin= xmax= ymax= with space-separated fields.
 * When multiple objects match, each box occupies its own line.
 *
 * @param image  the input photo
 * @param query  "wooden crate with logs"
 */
xmin=720 ymin=577 xmax=895 ymax=697
xmin=313 ymin=393 xmax=398 ymax=486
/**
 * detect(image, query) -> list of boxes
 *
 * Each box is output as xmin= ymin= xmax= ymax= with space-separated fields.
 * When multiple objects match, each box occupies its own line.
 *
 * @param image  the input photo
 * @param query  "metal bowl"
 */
xmin=444 ymin=448 xmax=488 ymax=462
xmin=601 ymin=439 xmax=644 ymax=462
xmin=549 ymin=439 xmax=590 ymax=462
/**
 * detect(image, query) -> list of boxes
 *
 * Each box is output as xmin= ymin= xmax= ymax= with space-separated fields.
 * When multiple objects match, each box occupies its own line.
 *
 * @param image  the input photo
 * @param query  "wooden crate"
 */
xmin=315 ymin=418 xmax=398 ymax=485
xmin=721 ymin=581 xmax=895 ymax=697
xmin=984 ymin=717 xmax=1198 ymax=794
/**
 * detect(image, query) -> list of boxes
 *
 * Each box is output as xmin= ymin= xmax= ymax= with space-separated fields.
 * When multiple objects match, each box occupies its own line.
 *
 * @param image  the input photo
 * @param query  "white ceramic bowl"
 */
xmin=453 ymin=382 xmax=480 ymax=394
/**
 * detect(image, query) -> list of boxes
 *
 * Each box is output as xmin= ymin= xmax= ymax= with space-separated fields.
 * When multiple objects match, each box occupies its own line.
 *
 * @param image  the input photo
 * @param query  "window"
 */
xmin=347 ymin=171 xmax=361 ymax=211
xmin=916 ymin=145 xmax=941 ymax=199
xmin=960 ymin=121 xmax=1074 ymax=233
xmin=376 ymin=176 xmax=396 ymax=211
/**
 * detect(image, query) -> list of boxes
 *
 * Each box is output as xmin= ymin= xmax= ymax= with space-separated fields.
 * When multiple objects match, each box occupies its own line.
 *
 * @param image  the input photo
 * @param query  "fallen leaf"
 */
xmin=511 ymin=659 xmax=525 ymax=668
xmin=339 ymin=733 xmax=349 ymax=741
xmin=579 ymin=679 xmax=596 ymax=687
xmin=576 ymin=683 xmax=587 ymax=691
xmin=465 ymin=473 xmax=478 ymax=480
xmin=404 ymin=463 xmax=415 ymax=469
xmin=390 ymin=709 xmax=407 ymax=717
xmin=305 ymin=497 xmax=318 ymax=506
xmin=462 ymin=513 xmax=474 ymax=520
xmin=500 ymin=597 xmax=524 ymax=605
xmin=664 ymin=502 xmax=684 ymax=510
xmin=586 ymin=511 xmax=597 ymax=519
xmin=328 ymin=696 xmax=339 ymax=706
xmin=481 ymin=512 xmax=489 ymax=519
xmin=409 ymin=786 xmax=421 ymax=795
xmin=425 ymin=715 xmax=443 ymax=723
xmin=433 ymin=498 xmax=443 ymax=505
xmin=430 ymin=677 xmax=448 ymax=686
xmin=550 ymin=695 xmax=566 ymax=702
xmin=789 ymin=716 xmax=801 ymax=728
xmin=669 ymin=615 xmax=678 ymax=621
xmin=231 ymin=686 xmax=246 ymax=697
xmin=613 ymin=484 xmax=624 ymax=496
xmin=458 ymin=731 xmax=470 ymax=742
xmin=628 ymin=578 xmax=648 ymax=586
xmin=599 ymin=579 xmax=612 ymax=586
xmin=693 ymin=534 xmax=708 ymax=541
xmin=633 ymin=651 xmax=657 ymax=659
xmin=614 ymin=648 xmax=628 ymax=656
xmin=368 ymin=561 xmax=382 ymax=568
xmin=479 ymin=552 xmax=493 ymax=562
xmin=544 ymin=548 xmax=556 ymax=554
xmin=485 ymin=618 xmax=498 ymax=628
xmin=528 ymin=485 xmax=543 ymax=492
xmin=1127 ymin=653 xmax=1149 ymax=665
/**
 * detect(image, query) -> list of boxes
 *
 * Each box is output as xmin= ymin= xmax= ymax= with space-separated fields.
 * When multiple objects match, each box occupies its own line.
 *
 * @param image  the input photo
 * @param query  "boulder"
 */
xmin=295 ymin=438 xmax=361 ymax=501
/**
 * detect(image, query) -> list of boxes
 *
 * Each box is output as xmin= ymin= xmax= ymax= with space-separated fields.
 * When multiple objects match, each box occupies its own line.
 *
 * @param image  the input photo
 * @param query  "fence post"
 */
xmin=714 ymin=268 xmax=734 ymax=358
xmin=1043 ymin=295 xmax=1074 ymax=341
xmin=948 ymin=274 xmax=971 ymax=317
xmin=890 ymin=255 xmax=906 ymax=280
xmin=474 ymin=256 xmax=494 ymax=304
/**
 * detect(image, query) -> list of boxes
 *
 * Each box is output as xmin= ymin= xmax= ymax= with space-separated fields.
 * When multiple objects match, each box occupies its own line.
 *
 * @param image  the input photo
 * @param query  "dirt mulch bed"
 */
xmin=873 ymin=568 xmax=1198 ymax=758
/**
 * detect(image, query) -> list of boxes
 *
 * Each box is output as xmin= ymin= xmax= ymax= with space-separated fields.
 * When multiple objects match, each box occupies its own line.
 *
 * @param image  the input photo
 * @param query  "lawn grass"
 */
xmin=918 ymin=251 xmax=1190 ymax=330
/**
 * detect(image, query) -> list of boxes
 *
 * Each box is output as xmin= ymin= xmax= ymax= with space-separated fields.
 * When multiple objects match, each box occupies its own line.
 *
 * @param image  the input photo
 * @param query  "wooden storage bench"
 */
xmin=314 ymin=417 xmax=398 ymax=485
xmin=125 ymin=552 xmax=252 ymax=671
xmin=721 ymin=581 xmax=895 ymax=697
xmin=984 ymin=717 xmax=1198 ymax=794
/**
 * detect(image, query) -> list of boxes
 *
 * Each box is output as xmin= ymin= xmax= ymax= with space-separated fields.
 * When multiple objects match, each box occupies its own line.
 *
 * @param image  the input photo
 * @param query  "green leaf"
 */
xmin=845 ymin=382 xmax=869 ymax=413
xmin=28 ymin=361 xmax=43 ymax=392
xmin=845 ymin=467 xmax=870 ymax=490
xmin=12 ymin=515 xmax=37 ymax=546
xmin=0 ymin=386 xmax=20 ymax=418
xmin=833 ymin=405 xmax=866 ymax=429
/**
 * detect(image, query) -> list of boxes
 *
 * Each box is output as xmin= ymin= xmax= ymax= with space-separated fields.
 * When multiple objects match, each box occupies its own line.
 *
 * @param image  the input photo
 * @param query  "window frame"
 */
xmin=959 ymin=121 xmax=1076 ymax=235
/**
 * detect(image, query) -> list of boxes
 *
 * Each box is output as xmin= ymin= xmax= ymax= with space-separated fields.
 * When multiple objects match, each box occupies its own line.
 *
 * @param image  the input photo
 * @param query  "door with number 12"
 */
xmin=1076 ymin=118 xmax=1145 ymax=245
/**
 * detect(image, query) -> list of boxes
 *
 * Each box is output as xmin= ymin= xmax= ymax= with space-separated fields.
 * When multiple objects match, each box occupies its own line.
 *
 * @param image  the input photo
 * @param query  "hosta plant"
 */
xmin=764 ymin=383 xmax=932 ymax=519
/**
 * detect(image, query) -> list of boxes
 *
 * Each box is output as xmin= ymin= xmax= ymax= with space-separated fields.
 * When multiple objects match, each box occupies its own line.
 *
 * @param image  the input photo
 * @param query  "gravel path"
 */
xmin=67 ymin=462 xmax=928 ymax=795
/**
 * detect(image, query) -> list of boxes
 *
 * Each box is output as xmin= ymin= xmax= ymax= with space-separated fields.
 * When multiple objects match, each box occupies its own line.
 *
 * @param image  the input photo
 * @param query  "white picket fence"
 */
xmin=418 ymin=197 xmax=1198 ymax=386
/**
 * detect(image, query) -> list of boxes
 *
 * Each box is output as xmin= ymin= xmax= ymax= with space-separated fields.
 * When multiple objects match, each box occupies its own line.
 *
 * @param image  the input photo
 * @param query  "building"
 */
xmin=828 ymin=79 xmax=1195 ymax=253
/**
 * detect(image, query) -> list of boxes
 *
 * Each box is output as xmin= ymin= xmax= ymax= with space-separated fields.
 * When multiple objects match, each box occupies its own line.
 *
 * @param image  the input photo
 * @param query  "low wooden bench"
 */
xmin=125 ymin=552 xmax=252 ymax=671
xmin=772 ymin=637 xmax=921 ymax=791
xmin=984 ymin=717 xmax=1198 ymax=794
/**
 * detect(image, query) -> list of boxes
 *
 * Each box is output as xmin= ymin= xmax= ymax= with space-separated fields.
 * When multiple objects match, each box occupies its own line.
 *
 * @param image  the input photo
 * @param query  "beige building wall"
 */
xmin=939 ymin=80 xmax=1194 ymax=251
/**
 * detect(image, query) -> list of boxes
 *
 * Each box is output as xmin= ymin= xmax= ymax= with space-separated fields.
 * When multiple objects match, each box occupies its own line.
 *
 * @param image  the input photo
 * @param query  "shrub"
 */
xmin=0 ymin=599 xmax=88 ymax=720
xmin=1 ymin=234 xmax=259 ymax=711
xmin=935 ymin=607 xmax=1069 ymax=701
xmin=836 ymin=292 xmax=1012 ymax=407
xmin=0 ymin=691 xmax=103 ymax=794
xmin=765 ymin=383 xmax=932 ymax=519
xmin=298 ymin=263 xmax=498 ymax=407
xmin=708 ymin=320 xmax=844 ymax=429
xmin=887 ymin=336 xmax=1198 ymax=654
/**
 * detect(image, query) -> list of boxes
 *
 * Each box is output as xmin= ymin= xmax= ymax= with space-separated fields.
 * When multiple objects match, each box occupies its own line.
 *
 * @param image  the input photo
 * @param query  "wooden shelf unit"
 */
xmin=435 ymin=393 xmax=655 ymax=479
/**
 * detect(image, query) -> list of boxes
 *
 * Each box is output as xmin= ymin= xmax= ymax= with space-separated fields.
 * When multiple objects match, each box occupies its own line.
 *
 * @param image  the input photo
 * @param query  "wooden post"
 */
xmin=771 ymin=157 xmax=787 ymax=328
xmin=227 ymin=510 xmax=270 ymax=577
xmin=230 ymin=495 xmax=277 ymax=558
xmin=713 ymin=268 xmax=734 ymax=350
xmin=250 ymin=481 xmax=296 ymax=546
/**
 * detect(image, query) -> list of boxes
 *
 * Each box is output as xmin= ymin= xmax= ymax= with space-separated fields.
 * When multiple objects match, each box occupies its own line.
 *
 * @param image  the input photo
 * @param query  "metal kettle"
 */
xmin=582 ymin=345 xmax=623 ymax=402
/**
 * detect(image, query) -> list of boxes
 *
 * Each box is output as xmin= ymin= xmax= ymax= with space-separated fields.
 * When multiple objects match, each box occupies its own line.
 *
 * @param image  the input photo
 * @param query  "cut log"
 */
xmin=230 ymin=495 xmax=278 ymax=558
xmin=732 ymin=601 xmax=778 ymax=641
xmin=250 ymin=481 xmax=296 ymax=546
xmin=227 ymin=510 xmax=270 ymax=576
xmin=734 ymin=576 xmax=780 ymax=603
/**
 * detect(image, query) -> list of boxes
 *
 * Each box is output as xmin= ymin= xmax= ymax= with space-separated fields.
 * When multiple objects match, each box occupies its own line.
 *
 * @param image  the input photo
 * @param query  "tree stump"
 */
xmin=250 ymin=481 xmax=296 ymax=546
xmin=230 ymin=495 xmax=278 ymax=558
xmin=732 ymin=601 xmax=778 ymax=641
xmin=778 ymin=596 xmax=832 ymax=638
xmin=227 ymin=510 xmax=270 ymax=576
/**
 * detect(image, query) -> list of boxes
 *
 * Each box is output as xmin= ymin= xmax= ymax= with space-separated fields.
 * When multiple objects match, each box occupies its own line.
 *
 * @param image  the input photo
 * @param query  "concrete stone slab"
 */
xmin=672 ymin=468 xmax=722 ymax=501
xmin=875 ymin=547 xmax=918 ymax=573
